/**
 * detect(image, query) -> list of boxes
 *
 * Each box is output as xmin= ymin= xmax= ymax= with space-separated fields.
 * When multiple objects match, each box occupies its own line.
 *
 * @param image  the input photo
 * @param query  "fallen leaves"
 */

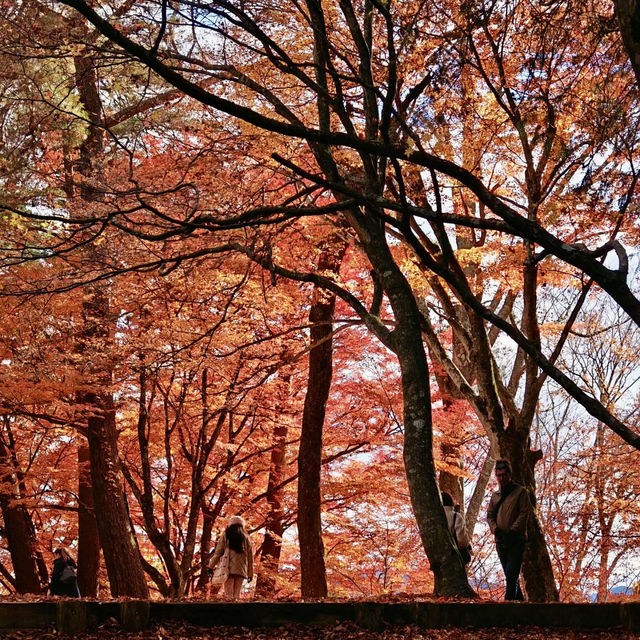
xmin=0 ymin=621 xmax=633 ymax=640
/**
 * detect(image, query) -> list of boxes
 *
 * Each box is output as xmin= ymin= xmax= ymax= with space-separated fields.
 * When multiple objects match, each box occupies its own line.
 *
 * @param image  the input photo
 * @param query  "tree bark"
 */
xmin=196 ymin=512 xmax=214 ymax=594
xmin=0 ymin=434 xmax=41 ymax=594
xmin=298 ymin=238 xmax=346 ymax=598
xmin=358 ymin=220 xmax=474 ymax=597
xmin=465 ymin=444 xmax=497 ymax=536
xmin=74 ymin=52 xmax=148 ymax=598
xmin=257 ymin=371 xmax=291 ymax=597
xmin=615 ymin=0 xmax=640 ymax=89
xmin=499 ymin=426 xmax=558 ymax=602
xmin=72 ymin=54 xmax=105 ymax=598
xmin=77 ymin=442 xmax=100 ymax=597
xmin=85 ymin=391 xmax=149 ymax=597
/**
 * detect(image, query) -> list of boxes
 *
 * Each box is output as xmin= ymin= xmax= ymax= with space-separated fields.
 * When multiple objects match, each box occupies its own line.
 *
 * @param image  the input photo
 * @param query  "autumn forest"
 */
xmin=0 ymin=0 xmax=639 ymax=604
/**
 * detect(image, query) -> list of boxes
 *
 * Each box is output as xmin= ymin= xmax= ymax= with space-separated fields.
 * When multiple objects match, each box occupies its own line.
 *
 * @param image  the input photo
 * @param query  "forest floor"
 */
xmin=0 ymin=621 xmax=635 ymax=640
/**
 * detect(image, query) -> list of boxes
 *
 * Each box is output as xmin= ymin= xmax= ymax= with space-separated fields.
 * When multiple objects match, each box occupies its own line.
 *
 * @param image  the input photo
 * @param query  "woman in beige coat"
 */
xmin=209 ymin=515 xmax=254 ymax=599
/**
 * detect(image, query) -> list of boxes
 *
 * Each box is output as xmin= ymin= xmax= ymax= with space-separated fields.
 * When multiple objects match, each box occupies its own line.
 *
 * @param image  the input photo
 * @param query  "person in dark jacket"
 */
xmin=487 ymin=460 xmax=531 ymax=600
xmin=48 ymin=547 xmax=80 ymax=597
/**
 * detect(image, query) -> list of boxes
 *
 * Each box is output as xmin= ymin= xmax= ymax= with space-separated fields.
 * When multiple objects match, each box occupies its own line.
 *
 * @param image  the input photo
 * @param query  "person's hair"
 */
xmin=495 ymin=460 xmax=512 ymax=474
xmin=55 ymin=548 xmax=74 ymax=565
xmin=226 ymin=523 xmax=245 ymax=554
xmin=441 ymin=491 xmax=454 ymax=507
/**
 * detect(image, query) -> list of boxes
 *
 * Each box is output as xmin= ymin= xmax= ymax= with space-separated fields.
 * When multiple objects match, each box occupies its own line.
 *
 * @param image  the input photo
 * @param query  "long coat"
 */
xmin=210 ymin=531 xmax=254 ymax=579
xmin=49 ymin=557 xmax=80 ymax=597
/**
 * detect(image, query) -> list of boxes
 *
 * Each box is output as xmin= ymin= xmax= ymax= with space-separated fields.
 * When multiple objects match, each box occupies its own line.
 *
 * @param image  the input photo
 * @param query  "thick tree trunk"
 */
xmin=522 ymin=504 xmax=558 ymax=601
xmin=86 ymin=391 xmax=149 ymax=597
xmin=0 ymin=435 xmax=41 ymax=594
xmin=360 ymin=222 xmax=473 ymax=597
xmin=500 ymin=426 xmax=558 ymax=602
xmin=256 ymin=373 xmax=291 ymax=597
xmin=298 ymin=239 xmax=347 ymax=599
xmin=73 ymin=52 xmax=148 ymax=598
xmin=615 ymin=0 xmax=640 ymax=89
xmin=0 ymin=502 xmax=42 ymax=594
xmin=77 ymin=442 xmax=100 ymax=597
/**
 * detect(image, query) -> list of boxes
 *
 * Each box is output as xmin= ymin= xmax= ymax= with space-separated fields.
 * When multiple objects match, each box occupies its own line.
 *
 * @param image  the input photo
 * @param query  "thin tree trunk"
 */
xmin=121 ymin=362 xmax=180 ymax=596
xmin=597 ymin=544 xmax=610 ymax=602
xmin=196 ymin=512 xmax=214 ymax=594
xmin=594 ymin=423 xmax=612 ymax=602
xmin=465 ymin=443 xmax=498 ymax=536
xmin=297 ymin=288 xmax=332 ymax=599
xmin=431 ymin=361 xmax=465 ymax=507
xmin=439 ymin=443 xmax=464 ymax=507
xmin=257 ymin=372 xmax=291 ymax=596
xmin=298 ymin=237 xmax=347 ymax=598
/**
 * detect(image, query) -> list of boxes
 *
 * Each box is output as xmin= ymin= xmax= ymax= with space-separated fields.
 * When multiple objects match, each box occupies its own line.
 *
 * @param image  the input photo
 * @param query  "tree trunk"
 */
xmin=297 ymin=288 xmax=332 ymax=599
xmin=73 ymin=51 xmax=148 ymax=598
xmin=597 ymin=544 xmax=610 ymax=602
xmin=500 ymin=426 xmax=558 ymax=602
xmin=615 ymin=0 xmax=640 ymax=89
xmin=359 ymin=221 xmax=474 ymax=597
xmin=0 ymin=434 xmax=41 ymax=594
xmin=439 ymin=449 xmax=464 ymax=507
xmin=86 ymin=392 xmax=149 ymax=597
xmin=257 ymin=372 xmax=291 ymax=597
xmin=298 ymin=238 xmax=347 ymax=598
xmin=465 ymin=443 xmax=498 ymax=536
xmin=196 ymin=512 xmax=214 ymax=594
xmin=77 ymin=442 xmax=100 ymax=597
xmin=431 ymin=362 xmax=465 ymax=507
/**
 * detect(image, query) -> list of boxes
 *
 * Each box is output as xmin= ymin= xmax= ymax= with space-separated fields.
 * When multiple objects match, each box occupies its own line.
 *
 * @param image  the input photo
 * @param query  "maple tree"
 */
xmin=536 ymin=303 xmax=640 ymax=601
xmin=0 ymin=0 xmax=638 ymax=603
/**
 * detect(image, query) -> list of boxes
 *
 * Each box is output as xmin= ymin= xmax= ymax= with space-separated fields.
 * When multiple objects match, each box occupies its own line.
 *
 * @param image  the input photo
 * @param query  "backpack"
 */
xmin=452 ymin=511 xmax=472 ymax=565
xmin=60 ymin=563 xmax=76 ymax=585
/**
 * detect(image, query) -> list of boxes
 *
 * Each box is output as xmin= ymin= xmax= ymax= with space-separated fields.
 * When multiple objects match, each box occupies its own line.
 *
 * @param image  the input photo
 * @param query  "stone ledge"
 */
xmin=0 ymin=602 xmax=56 ymax=628
xmin=149 ymin=601 xmax=357 ymax=627
xmin=0 ymin=600 xmax=635 ymax=632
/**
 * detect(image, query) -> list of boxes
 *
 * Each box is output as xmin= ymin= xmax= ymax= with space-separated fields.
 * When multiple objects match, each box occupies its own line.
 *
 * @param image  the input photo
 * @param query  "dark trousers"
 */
xmin=496 ymin=536 xmax=525 ymax=600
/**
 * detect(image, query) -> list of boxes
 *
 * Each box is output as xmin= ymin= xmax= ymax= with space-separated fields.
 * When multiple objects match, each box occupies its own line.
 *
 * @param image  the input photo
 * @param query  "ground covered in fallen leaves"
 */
xmin=0 ymin=621 xmax=636 ymax=640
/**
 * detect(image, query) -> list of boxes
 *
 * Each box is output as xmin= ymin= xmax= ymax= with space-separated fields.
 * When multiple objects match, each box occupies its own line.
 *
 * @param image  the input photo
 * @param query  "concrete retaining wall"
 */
xmin=5 ymin=600 xmax=639 ymax=633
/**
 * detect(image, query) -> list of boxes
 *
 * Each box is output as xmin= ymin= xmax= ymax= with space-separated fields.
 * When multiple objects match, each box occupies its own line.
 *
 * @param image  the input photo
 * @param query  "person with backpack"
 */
xmin=48 ymin=547 xmax=80 ymax=597
xmin=487 ymin=460 xmax=531 ymax=600
xmin=441 ymin=492 xmax=472 ymax=566
xmin=209 ymin=515 xmax=254 ymax=599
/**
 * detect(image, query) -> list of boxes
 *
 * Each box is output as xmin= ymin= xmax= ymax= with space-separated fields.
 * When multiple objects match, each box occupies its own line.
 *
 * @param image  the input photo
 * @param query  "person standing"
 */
xmin=48 ymin=547 xmax=80 ymax=597
xmin=209 ymin=515 xmax=254 ymax=599
xmin=441 ymin=492 xmax=472 ymax=566
xmin=487 ymin=460 xmax=531 ymax=600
